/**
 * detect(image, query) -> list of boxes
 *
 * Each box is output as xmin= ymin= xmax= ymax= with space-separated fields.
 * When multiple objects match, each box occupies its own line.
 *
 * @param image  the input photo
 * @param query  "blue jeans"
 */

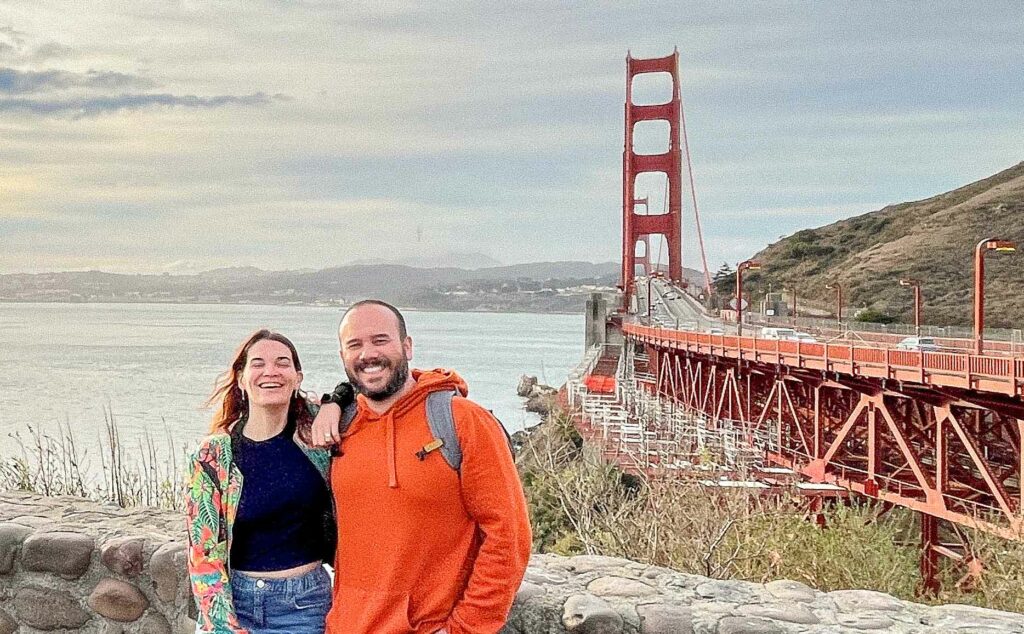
xmin=232 ymin=565 xmax=332 ymax=634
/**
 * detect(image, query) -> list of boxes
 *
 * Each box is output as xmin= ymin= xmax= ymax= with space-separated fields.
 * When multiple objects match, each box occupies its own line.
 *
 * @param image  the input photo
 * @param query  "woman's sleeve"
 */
xmin=184 ymin=450 xmax=247 ymax=634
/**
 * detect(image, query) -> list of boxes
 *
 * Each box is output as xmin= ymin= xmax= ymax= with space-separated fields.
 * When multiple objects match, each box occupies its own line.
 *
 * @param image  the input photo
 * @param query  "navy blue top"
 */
xmin=231 ymin=421 xmax=330 ymax=572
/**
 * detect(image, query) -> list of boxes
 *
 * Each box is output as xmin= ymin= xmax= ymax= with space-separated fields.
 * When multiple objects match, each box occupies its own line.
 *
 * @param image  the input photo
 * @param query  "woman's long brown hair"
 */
xmin=205 ymin=329 xmax=314 ymax=442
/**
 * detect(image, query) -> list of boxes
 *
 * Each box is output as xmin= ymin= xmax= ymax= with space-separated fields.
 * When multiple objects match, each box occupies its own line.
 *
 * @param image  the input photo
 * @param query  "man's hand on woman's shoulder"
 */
xmin=311 ymin=402 xmax=343 ymax=447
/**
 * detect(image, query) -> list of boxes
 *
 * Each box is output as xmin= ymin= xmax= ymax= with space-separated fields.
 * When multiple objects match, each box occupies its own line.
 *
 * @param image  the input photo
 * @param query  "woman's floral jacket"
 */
xmin=185 ymin=419 xmax=331 ymax=633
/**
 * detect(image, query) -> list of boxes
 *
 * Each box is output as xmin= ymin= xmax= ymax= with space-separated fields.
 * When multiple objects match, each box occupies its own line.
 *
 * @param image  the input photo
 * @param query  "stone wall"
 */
xmin=0 ymin=492 xmax=190 ymax=633
xmin=1 ymin=492 xmax=1021 ymax=634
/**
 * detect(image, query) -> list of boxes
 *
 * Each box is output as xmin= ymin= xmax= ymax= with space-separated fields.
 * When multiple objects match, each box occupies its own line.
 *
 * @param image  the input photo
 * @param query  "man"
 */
xmin=312 ymin=299 xmax=531 ymax=634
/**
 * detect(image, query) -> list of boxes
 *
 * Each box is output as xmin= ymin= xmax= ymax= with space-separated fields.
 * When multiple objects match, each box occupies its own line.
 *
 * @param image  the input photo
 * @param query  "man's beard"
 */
xmin=347 ymin=356 xmax=410 ymax=401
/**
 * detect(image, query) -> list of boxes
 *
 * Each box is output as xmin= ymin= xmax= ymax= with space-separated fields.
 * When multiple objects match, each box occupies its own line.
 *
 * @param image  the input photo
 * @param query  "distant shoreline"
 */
xmin=0 ymin=298 xmax=590 ymax=316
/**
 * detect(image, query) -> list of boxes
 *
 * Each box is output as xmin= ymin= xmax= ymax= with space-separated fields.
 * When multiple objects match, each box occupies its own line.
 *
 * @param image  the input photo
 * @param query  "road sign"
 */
xmin=728 ymin=298 xmax=749 ymax=311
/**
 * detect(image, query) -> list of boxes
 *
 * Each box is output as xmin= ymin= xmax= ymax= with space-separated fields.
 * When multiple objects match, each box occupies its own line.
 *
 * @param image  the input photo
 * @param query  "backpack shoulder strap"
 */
xmin=426 ymin=390 xmax=463 ymax=472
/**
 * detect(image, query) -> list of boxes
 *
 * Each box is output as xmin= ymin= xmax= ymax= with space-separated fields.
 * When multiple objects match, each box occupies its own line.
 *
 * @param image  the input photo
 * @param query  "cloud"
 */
xmin=0 ymin=67 xmax=154 ymax=94
xmin=0 ymin=25 xmax=72 ymax=63
xmin=0 ymin=91 xmax=283 ymax=117
xmin=0 ymin=2 xmax=1021 ymax=275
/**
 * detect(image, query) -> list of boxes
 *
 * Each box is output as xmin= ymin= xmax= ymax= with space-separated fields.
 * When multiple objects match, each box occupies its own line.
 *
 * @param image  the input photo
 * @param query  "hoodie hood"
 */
xmin=346 ymin=368 xmax=468 ymax=488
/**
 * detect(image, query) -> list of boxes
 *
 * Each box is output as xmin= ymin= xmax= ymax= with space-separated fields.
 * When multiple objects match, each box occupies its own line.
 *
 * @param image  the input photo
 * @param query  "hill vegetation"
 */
xmin=518 ymin=408 xmax=1024 ymax=613
xmin=747 ymin=162 xmax=1024 ymax=328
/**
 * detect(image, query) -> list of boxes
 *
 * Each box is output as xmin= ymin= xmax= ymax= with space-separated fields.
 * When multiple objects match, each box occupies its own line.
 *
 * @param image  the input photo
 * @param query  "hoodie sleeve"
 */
xmin=445 ymin=399 xmax=532 ymax=634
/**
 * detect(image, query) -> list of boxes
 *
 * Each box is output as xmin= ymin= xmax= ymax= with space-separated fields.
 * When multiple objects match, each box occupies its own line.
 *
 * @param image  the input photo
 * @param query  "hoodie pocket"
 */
xmin=334 ymin=584 xmax=412 ymax=633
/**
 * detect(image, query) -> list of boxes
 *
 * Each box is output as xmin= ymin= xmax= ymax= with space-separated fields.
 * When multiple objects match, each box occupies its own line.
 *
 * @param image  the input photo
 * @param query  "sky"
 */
xmin=1 ymin=1 xmax=1021 ymax=275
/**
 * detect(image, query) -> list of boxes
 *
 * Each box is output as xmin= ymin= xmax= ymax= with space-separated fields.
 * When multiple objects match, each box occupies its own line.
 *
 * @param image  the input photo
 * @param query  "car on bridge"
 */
xmin=896 ymin=336 xmax=942 ymax=352
xmin=760 ymin=327 xmax=798 ymax=340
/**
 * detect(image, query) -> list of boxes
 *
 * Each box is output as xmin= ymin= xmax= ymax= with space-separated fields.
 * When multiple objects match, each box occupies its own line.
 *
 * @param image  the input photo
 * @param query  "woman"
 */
xmin=186 ymin=329 xmax=352 ymax=633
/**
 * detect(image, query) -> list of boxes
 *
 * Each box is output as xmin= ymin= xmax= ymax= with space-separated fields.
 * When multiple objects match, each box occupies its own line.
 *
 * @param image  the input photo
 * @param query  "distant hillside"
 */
xmin=346 ymin=252 xmax=503 ymax=269
xmin=750 ymin=162 xmax=1024 ymax=328
xmin=0 ymin=261 xmax=620 ymax=313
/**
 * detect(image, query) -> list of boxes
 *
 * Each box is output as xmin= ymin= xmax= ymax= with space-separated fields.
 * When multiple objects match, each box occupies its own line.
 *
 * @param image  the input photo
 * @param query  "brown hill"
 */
xmin=749 ymin=162 xmax=1024 ymax=328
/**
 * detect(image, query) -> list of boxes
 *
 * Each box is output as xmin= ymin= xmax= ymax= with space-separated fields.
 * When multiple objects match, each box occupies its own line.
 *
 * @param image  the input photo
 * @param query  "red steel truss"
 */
xmin=624 ymin=322 xmax=1024 ymax=591
xmin=621 ymin=51 xmax=683 ymax=305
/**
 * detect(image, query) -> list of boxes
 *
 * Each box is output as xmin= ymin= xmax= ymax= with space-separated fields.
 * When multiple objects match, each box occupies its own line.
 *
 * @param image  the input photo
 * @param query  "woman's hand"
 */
xmin=311 ymin=402 xmax=343 ymax=447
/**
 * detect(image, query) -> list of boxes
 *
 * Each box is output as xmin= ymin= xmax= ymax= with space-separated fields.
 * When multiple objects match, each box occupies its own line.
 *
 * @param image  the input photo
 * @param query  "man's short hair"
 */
xmin=340 ymin=299 xmax=408 ymax=339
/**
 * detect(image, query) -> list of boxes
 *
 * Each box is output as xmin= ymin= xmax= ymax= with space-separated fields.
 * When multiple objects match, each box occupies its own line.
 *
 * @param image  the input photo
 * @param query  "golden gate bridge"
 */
xmin=570 ymin=50 xmax=1022 ymax=594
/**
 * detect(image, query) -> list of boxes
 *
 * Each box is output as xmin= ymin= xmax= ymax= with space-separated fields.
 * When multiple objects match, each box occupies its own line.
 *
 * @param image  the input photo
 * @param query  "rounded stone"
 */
xmin=835 ymin=613 xmax=895 ymax=630
xmin=0 ymin=607 xmax=17 ymax=634
xmin=695 ymin=580 xmax=762 ymax=604
xmin=515 ymin=580 xmax=545 ymax=603
xmin=922 ymin=604 xmax=1024 ymax=631
xmin=562 ymin=593 xmax=623 ymax=633
xmin=587 ymin=576 xmax=659 ymax=598
xmin=138 ymin=612 xmax=173 ymax=634
xmin=150 ymin=542 xmax=186 ymax=602
xmin=101 ymin=536 xmax=146 ymax=577
xmin=524 ymin=568 xmax=569 ymax=585
xmin=717 ymin=616 xmax=784 ymax=634
xmin=764 ymin=579 xmax=816 ymax=603
xmin=21 ymin=530 xmax=95 ymax=579
xmin=559 ymin=554 xmax=634 ymax=574
xmin=636 ymin=603 xmax=693 ymax=634
xmin=0 ymin=522 xmax=33 ymax=574
xmin=14 ymin=585 xmax=91 ymax=630
xmin=827 ymin=589 xmax=903 ymax=612
xmin=88 ymin=578 xmax=150 ymax=622
xmin=736 ymin=603 xmax=819 ymax=625
xmin=176 ymin=616 xmax=198 ymax=634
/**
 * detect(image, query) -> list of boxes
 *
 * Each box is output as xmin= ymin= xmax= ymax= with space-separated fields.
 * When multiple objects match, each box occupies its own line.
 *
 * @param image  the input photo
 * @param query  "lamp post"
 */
xmin=783 ymin=285 xmax=798 ymax=320
xmin=825 ymin=283 xmax=843 ymax=325
xmin=898 ymin=279 xmax=922 ymax=336
xmin=974 ymin=238 xmax=1017 ymax=354
xmin=736 ymin=260 xmax=761 ymax=335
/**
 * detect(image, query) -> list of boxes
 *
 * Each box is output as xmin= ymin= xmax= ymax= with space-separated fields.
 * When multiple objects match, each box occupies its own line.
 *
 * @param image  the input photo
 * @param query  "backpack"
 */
xmin=337 ymin=390 xmax=513 ymax=473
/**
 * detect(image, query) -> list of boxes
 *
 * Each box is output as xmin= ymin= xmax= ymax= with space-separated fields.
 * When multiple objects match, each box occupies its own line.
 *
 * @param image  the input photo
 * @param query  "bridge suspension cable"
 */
xmin=679 ymin=81 xmax=713 ymax=293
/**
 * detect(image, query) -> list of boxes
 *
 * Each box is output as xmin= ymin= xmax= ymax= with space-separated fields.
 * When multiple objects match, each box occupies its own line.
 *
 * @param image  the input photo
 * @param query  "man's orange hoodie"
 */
xmin=326 ymin=369 xmax=531 ymax=634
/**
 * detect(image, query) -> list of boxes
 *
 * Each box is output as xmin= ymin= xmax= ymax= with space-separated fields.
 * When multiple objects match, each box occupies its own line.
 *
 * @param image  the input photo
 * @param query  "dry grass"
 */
xmin=518 ymin=408 xmax=1024 ymax=613
xmin=1 ymin=408 xmax=188 ymax=511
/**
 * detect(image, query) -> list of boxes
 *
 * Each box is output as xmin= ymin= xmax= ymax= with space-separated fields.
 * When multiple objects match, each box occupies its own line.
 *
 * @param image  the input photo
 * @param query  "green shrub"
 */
xmin=854 ymin=308 xmax=898 ymax=324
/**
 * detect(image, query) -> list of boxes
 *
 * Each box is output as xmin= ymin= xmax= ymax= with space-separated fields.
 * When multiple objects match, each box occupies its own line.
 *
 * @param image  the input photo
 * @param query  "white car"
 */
xmin=896 ymin=336 xmax=941 ymax=352
xmin=791 ymin=332 xmax=817 ymax=344
xmin=760 ymin=327 xmax=797 ymax=340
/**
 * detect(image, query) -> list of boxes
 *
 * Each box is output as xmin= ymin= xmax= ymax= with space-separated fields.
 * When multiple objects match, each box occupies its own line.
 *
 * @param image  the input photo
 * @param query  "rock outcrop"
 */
xmin=519 ymin=374 xmax=559 ymax=416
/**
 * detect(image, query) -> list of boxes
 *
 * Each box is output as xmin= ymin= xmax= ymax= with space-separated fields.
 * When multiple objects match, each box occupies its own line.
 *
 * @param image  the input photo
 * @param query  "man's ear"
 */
xmin=403 ymin=336 xmax=413 ymax=360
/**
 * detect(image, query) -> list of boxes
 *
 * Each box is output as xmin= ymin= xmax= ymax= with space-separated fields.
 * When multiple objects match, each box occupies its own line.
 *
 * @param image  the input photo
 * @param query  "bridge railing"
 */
xmin=624 ymin=323 xmax=1023 ymax=398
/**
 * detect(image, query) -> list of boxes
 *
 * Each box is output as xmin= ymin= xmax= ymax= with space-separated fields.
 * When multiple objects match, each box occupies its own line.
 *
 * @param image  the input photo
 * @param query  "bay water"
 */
xmin=0 ymin=303 xmax=583 ymax=469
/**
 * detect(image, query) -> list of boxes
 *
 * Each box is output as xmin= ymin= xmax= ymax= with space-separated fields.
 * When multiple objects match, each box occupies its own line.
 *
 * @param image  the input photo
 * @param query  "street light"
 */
xmin=974 ymin=238 xmax=1017 ymax=355
xmin=783 ymin=285 xmax=798 ymax=320
xmin=825 ymin=283 xmax=843 ymax=325
xmin=736 ymin=260 xmax=761 ymax=335
xmin=898 ymin=279 xmax=922 ymax=336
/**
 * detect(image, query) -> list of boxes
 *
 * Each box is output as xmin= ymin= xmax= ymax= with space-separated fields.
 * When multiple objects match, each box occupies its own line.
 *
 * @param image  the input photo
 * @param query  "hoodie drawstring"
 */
xmin=385 ymin=410 xmax=398 ymax=488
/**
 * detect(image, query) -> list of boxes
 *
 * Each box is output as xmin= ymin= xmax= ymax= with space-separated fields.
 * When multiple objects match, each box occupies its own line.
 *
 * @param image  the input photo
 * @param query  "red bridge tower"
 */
xmin=621 ymin=50 xmax=683 ymax=306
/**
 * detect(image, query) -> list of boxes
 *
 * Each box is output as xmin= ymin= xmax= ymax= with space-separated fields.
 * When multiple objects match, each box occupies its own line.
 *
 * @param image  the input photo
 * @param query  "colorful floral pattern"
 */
xmin=185 ymin=424 xmax=330 ymax=633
